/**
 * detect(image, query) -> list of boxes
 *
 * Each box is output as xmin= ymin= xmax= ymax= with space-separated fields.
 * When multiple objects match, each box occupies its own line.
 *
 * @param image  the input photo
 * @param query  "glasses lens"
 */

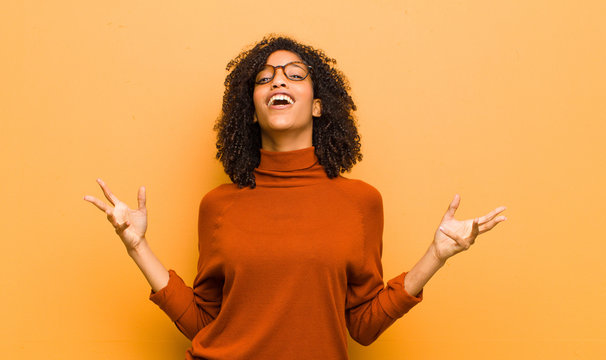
xmin=285 ymin=62 xmax=309 ymax=81
xmin=255 ymin=65 xmax=275 ymax=84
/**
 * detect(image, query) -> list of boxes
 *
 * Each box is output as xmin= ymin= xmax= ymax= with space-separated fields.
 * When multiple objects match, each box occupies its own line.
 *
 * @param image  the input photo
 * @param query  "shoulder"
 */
xmin=333 ymin=176 xmax=383 ymax=212
xmin=198 ymin=182 xmax=241 ymax=214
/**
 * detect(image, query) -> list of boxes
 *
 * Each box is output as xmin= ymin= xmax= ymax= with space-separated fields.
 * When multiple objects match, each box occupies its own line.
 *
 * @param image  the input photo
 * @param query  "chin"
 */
xmin=264 ymin=117 xmax=298 ymax=131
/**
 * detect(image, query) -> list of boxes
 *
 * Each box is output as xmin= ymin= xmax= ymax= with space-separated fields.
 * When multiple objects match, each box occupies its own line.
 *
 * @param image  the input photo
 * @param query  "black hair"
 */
xmin=214 ymin=34 xmax=362 ymax=188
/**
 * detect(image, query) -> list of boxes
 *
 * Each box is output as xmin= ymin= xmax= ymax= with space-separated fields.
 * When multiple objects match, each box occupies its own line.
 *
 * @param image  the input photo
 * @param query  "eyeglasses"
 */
xmin=255 ymin=61 xmax=312 ymax=84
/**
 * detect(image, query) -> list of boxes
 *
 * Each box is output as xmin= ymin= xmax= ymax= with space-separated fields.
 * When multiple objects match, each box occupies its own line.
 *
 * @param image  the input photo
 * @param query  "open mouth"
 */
xmin=267 ymin=94 xmax=295 ymax=107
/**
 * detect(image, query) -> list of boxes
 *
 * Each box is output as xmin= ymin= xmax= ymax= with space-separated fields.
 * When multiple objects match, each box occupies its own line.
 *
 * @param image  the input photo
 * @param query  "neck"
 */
xmin=260 ymin=128 xmax=313 ymax=152
xmin=255 ymin=146 xmax=328 ymax=187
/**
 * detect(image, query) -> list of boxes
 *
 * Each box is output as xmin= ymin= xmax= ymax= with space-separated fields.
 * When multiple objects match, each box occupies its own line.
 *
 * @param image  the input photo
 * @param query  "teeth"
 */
xmin=268 ymin=94 xmax=295 ymax=106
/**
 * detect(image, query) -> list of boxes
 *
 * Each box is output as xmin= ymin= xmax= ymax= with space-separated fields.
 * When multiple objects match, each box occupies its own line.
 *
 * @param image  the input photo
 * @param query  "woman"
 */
xmin=84 ymin=35 xmax=507 ymax=359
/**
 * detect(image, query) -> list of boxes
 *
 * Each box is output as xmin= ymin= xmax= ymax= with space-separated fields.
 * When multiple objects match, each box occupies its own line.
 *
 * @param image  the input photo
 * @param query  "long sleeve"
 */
xmin=345 ymin=184 xmax=423 ymax=346
xmin=148 ymin=147 xmax=425 ymax=359
xmin=149 ymin=194 xmax=224 ymax=340
xmin=149 ymin=270 xmax=220 ymax=340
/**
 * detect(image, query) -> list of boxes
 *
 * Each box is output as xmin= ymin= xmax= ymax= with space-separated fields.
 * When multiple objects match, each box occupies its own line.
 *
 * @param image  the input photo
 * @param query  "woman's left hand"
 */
xmin=432 ymin=194 xmax=507 ymax=263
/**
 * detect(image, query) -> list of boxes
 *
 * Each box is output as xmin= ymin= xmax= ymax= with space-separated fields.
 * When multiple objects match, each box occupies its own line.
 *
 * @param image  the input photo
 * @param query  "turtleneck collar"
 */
xmin=258 ymin=146 xmax=318 ymax=171
xmin=254 ymin=146 xmax=329 ymax=187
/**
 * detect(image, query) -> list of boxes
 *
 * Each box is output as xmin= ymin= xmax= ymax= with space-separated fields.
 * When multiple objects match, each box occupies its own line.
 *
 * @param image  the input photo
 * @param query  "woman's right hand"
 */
xmin=84 ymin=178 xmax=148 ymax=252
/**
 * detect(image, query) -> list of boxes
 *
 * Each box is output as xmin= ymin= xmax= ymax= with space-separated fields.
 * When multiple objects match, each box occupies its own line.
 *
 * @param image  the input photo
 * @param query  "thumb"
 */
xmin=138 ymin=186 xmax=146 ymax=211
xmin=442 ymin=194 xmax=460 ymax=221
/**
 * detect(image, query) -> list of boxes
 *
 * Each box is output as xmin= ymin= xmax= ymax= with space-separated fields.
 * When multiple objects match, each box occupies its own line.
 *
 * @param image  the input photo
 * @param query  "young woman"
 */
xmin=84 ymin=35 xmax=506 ymax=360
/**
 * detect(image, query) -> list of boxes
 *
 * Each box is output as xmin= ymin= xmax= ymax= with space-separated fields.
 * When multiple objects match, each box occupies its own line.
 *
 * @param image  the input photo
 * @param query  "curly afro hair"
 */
xmin=214 ymin=34 xmax=362 ymax=188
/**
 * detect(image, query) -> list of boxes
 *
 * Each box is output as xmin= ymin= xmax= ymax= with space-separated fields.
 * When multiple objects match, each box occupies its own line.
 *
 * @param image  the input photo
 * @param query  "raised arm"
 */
xmin=404 ymin=194 xmax=507 ymax=297
xmin=83 ymin=178 xmax=169 ymax=292
xmin=345 ymin=184 xmax=423 ymax=346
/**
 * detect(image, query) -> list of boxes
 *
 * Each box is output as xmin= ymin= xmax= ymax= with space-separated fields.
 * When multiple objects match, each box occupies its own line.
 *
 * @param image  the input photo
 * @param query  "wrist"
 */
xmin=127 ymin=238 xmax=149 ymax=258
xmin=428 ymin=243 xmax=447 ymax=268
xmin=404 ymin=243 xmax=446 ymax=297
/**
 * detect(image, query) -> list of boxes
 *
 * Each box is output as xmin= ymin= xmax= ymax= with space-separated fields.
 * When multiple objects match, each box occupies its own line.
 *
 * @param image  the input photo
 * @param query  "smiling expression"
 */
xmin=253 ymin=50 xmax=321 ymax=150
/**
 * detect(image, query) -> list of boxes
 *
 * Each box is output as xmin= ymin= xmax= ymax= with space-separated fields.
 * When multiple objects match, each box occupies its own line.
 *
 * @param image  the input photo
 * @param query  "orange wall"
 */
xmin=2 ymin=1 xmax=605 ymax=358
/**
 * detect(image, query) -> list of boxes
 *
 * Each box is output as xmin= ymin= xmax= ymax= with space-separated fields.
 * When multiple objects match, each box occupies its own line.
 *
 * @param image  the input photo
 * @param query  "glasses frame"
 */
xmin=254 ymin=61 xmax=312 ymax=85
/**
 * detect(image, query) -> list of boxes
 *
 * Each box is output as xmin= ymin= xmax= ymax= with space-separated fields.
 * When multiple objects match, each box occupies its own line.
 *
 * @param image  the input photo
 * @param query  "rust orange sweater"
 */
xmin=150 ymin=146 xmax=423 ymax=359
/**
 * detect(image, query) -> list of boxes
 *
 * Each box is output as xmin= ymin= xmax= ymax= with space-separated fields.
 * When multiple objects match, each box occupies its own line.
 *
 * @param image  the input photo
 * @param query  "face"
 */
xmin=253 ymin=50 xmax=321 ymax=148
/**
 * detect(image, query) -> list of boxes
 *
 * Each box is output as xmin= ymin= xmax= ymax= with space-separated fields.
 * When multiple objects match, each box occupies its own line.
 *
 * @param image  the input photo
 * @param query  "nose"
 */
xmin=270 ymin=67 xmax=288 ymax=88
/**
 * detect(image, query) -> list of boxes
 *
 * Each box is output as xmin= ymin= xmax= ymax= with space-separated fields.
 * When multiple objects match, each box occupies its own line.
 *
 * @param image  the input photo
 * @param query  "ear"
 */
xmin=312 ymin=98 xmax=322 ymax=117
xmin=253 ymin=112 xmax=258 ymax=123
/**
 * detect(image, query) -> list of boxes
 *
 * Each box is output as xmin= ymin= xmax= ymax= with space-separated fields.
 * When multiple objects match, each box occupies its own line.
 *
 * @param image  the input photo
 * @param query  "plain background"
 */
xmin=2 ymin=0 xmax=605 ymax=358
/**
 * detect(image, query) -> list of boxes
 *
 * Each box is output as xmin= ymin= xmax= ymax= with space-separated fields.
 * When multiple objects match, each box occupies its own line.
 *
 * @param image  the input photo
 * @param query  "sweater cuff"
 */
xmin=378 ymin=272 xmax=423 ymax=319
xmin=149 ymin=269 xmax=194 ymax=322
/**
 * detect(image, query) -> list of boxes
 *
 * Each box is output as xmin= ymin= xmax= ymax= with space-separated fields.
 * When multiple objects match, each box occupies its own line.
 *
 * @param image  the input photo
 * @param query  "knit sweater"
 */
xmin=149 ymin=146 xmax=423 ymax=360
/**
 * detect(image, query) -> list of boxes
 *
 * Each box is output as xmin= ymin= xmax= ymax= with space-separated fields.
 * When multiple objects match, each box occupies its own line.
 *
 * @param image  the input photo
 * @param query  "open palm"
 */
xmin=433 ymin=194 xmax=506 ymax=262
xmin=83 ymin=178 xmax=148 ymax=251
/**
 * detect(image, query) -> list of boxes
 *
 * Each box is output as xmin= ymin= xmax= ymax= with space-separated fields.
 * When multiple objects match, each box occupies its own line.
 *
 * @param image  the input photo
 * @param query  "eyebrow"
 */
xmin=263 ymin=60 xmax=306 ymax=66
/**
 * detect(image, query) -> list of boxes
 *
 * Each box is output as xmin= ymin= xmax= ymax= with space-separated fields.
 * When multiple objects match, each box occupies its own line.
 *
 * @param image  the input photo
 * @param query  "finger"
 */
xmin=440 ymin=226 xmax=468 ymax=249
xmin=471 ymin=217 xmax=480 ymax=237
xmin=438 ymin=225 xmax=458 ymax=241
xmin=105 ymin=209 xmax=120 ymax=228
xmin=439 ymin=224 xmax=472 ymax=250
xmin=96 ymin=178 xmax=120 ymax=206
xmin=478 ymin=215 xmax=507 ymax=234
xmin=442 ymin=194 xmax=461 ymax=221
xmin=477 ymin=206 xmax=507 ymax=226
xmin=138 ymin=186 xmax=146 ymax=211
xmin=115 ymin=220 xmax=130 ymax=235
xmin=458 ymin=218 xmax=480 ymax=248
xmin=83 ymin=195 xmax=110 ymax=213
